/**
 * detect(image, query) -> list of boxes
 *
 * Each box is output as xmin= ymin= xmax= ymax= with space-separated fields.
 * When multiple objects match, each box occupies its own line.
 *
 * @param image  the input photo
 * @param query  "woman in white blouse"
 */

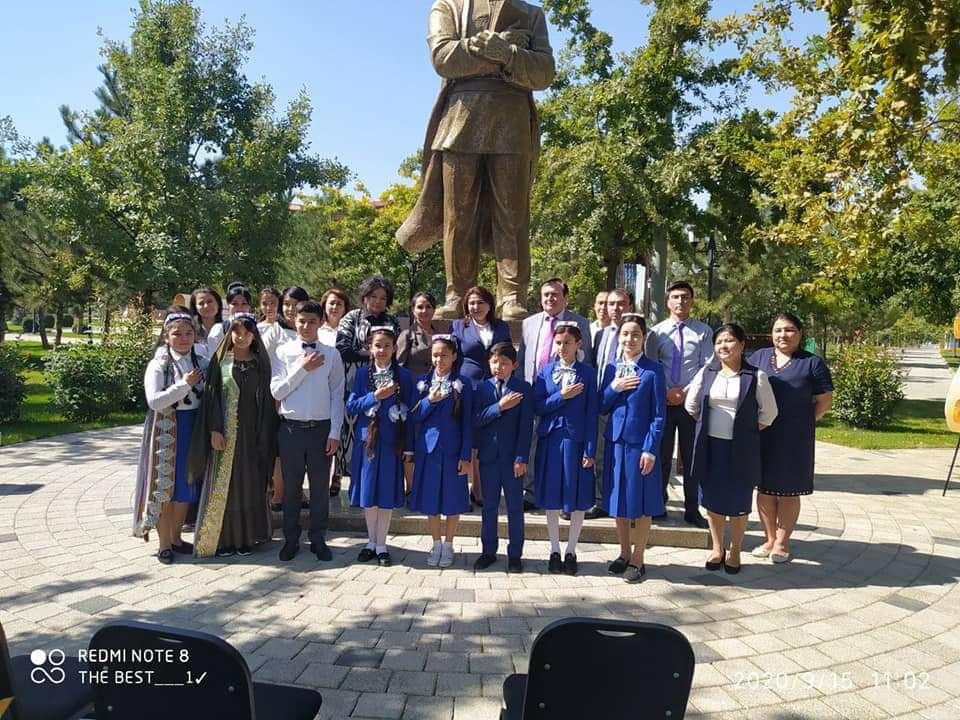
xmin=685 ymin=323 xmax=778 ymax=574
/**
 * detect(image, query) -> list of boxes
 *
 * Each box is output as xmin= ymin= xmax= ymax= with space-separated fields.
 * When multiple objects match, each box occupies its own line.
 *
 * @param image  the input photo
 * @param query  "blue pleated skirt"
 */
xmin=173 ymin=410 xmax=200 ymax=503
xmin=349 ymin=437 xmax=405 ymax=509
xmin=533 ymin=430 xmax=594 ymax=513
xmin=411 ymin=449 xmax=470 ymax=516
xmin=601 ymin=439 xmax=664 ymax=519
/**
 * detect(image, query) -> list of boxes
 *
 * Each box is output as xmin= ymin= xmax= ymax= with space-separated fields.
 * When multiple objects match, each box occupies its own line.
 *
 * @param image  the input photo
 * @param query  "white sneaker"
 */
xmin=438 ymin=542 xmax=454 ymax=568
xmin=426 ymin=541 xmax=442 ymax=567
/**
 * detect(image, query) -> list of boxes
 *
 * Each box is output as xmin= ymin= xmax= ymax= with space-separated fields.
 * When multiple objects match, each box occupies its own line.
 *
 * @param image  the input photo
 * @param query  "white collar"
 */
xmin=374 ymin=362 xmax=392 ymax=372
xmin=557 ymin=359 xmax=576 ymax=370
xmin=169 ymin=348 xmax=189 ymax=361
xmin=434 ymin=371 xmax=450 ymax=381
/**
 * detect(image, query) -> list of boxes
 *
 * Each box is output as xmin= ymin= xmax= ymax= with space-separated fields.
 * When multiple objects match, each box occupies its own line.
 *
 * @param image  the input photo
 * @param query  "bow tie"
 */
xmin=302 ymin=342 xmax=317 ymax=350
xmin=615 ymin=359 xmax=639 ymax=379
xmin=372 ymin=368 xmax=395 ymax=387
xmin=552 ymin=365 xmax=579 ymax=386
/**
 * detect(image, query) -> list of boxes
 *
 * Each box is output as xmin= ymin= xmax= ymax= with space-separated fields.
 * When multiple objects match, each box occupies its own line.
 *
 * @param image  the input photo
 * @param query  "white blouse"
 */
xmin=318 ymin=325 xmax=338 ymax=348
xmin=259 ymin=321 xmax=295 ymax=368
xmin=144 ymin=345 xmax=208 ymax=412
xmin=684 ymin=366 xmax=778 ymax=440
xmin=475 ymin=322 xmax=494 ymax=348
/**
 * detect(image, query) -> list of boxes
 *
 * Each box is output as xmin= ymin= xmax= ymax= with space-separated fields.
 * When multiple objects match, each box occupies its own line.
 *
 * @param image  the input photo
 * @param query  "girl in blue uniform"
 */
xmin=346 ymin=327 xmax=414 ymax=567
xmin=533 ymin=322 xmax=598 ymax=576
xmin=410 ymin=335 xmax=473 ymax=568
xmin=600 ymin=313 xmax=666 ymax=583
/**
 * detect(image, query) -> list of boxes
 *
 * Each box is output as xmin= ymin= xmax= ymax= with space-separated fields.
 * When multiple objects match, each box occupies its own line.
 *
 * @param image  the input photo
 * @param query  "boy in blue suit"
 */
xmin=473 ymin=342 xmax=534 ymax=572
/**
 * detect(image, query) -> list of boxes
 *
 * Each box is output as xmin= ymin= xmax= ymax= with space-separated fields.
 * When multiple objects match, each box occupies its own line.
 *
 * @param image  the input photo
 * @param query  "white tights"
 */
xmin=363 ymin=507 xmax=393 ymax=553
xmin=545 ymin=510 xmax=585 ymax=556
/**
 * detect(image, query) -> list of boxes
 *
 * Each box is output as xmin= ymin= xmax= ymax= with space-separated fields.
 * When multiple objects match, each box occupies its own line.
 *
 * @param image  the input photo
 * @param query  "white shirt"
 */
xmin=203 ymin=321 xmax=225 ymax=358
xmin=684 ymin=367 xmax=778 ymax=440
xmin=144 ymin=345 xmax=208 ymax=412
xmin=596 ymin=325 xmax=621 ymax=387
xmin=259 ymin=321 xmax=295 ymax=369
xmin=475 ymin=322 xmax=494 ymax=349
xmin=318 ymin=325 xmax=338 ymax=348
xmin=270 ymin=336 xmax=345 ymax=439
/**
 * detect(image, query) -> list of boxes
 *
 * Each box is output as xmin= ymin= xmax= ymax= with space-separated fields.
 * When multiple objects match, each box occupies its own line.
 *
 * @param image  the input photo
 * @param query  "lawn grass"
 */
xmin=0 ymin=341 xmax=142 ymax=446
xmin=941 ymin=348 xmax=959 ymax=369
xmin=817 ymin=399 xmax=955 ymax=449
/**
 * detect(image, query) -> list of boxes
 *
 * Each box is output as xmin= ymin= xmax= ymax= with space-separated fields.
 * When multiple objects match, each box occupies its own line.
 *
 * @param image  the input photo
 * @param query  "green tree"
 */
xmin=32 ymin=0 xmax=348 ymax=307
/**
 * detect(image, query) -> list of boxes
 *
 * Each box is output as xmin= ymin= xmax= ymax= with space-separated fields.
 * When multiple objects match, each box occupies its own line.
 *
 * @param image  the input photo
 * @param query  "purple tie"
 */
xmin=606 ymin=326 xmax=618 ymax=365
xmin=538 ymin=315 xmax=557 ymax=371
xmin=671 ymin=322 xmax=684 ymax=385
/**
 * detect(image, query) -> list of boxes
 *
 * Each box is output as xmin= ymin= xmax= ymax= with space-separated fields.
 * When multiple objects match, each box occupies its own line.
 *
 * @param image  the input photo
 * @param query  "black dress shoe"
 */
xmin=723 ymin=559 xmax=741 ymax=575
xmin=473 ymin=553 xmax=497 ymax=571
xmin=560 ymin=511 xmax=571 ymax=521
xmin=171 ymin=541 xmax=193 ymax=554
xmin=157 ymin=549 xmax=174 ymax=565
xmin=216 ymin=547 xmax=236 ymax=557
xmin=377 ymin=552 xmax=392 ymax=567
xmin=563 ymin=553 xmax=578 ymax=576
xmin=357 ymin=547 xmax=377 ymax=563
xmin=684 ymin=512 xmax=708 ymax=529
xmin=279 ymin=543 xmax=299 ymax=561
xmin=705 ymin=550 xmax=725 ymax=571
xmin=548 ymin=552 xmax=563 ymax=574
xmin=652 ymin=512 xmax=668 ymax=521
xmin=608 ymin=556 xmax=629 ymax=575
xmin=523 ymin=499 xmax=537 ymax=512
xmin=583 ymin=505 xmax=608 ymax=520
xmin=507 ymin=557 xmax=523 ymax=573
xmin=312 ymin=540 xmax=333 ymax=561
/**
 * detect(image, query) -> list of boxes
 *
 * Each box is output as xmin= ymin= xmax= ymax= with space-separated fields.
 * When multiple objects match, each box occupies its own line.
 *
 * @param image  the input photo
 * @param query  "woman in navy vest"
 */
xmin=685 ymin=323 xmax=778 ymax=574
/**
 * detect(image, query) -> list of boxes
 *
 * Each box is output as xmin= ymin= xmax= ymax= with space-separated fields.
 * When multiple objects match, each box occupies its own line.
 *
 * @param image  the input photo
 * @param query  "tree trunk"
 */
xmin=103 ymin=299 xmax=112 ymax=338
xmin=54 ymin=306 xmax=64 ymax=347
xmin=37 ymin=306 xmax=50 ymax=350
xmin=0 ymin=305 xmax=6 ymax=344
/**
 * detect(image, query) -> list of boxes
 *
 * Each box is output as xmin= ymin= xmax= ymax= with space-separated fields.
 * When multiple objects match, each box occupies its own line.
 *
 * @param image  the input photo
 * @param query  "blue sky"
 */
xmin=3 ymin=1 xmax=823 ymax=195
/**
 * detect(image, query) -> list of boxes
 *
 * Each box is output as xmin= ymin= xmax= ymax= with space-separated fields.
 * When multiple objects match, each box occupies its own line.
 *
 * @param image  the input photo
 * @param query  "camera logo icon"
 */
xmin=30 ymin=649 xmax=66 ymax=685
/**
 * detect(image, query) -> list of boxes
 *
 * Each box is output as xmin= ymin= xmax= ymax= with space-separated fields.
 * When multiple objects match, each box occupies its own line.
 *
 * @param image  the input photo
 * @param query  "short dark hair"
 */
xmin=666 ymin=280 xmax=694 ymax=297
xmin=773 ymin=312 xmax=803 ymax=332
xmin=489 ymin=341 xmax=518 ymax=363
xmin=714 ymin=322 xmax=747 ymax=344
xmin=607 ymin=287 xmax=634 ymax=306
xmin=540 ymin=277 xmax=569 ymax=296
xmin=461 ymin=286 xmax=498 ymax=322
xmin=359 ymin=275 xmax=395 ymax=307
xmin=320 ymin=287 xmax=352 ymax=316
xmin=296 ymin=300 xmax=324 ymax=318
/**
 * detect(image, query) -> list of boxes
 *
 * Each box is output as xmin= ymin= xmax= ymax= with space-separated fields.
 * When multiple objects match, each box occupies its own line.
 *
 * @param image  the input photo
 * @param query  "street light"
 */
xmin=686 ymin=227 xmax=721 ymax=325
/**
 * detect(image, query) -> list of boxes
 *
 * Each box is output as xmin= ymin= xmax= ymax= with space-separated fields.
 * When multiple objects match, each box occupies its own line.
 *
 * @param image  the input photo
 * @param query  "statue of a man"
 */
xmin=396 ymin=0 xmax=555 ymax=320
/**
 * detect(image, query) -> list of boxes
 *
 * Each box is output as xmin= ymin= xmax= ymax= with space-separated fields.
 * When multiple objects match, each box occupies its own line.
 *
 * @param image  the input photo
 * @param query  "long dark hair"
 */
xmin=461 ymin=286 xmax=498 ymax=324
xmin=279 ymin=286 xmax=309 ymax=330
xmin=258 ymin=286 xmax=282 ymax=323
xmin=424 ymin=336 xmax=462 ymax=419
xmin=190 ymin=287 xmax=223 ymax=326
xmin=220 ymin=315 xmax=265 ymax=358
xmin=364 ymin=328 xmax=404 ymax=458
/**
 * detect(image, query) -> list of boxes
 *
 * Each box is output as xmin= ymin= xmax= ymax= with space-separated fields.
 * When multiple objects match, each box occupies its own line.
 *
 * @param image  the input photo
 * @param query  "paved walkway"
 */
xmin=898 ymin=346 xmax=954 ymax=401
xmin=2 ymin=428 xmax=960 ymax=719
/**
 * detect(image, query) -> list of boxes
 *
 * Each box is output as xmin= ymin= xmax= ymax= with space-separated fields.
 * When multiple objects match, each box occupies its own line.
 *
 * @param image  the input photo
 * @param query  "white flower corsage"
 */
xmin=417 ymin=379 xmax=428 ymax=393
xmin=452 ymin=378 xmax=464 ymax=393
xmin=553 ymin=365 xmax=579 ymax=388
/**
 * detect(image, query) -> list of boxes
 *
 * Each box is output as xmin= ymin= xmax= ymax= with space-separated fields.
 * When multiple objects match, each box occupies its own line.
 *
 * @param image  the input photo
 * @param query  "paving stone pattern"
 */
xmin=2 ymin=426 xmax=960 ymax=718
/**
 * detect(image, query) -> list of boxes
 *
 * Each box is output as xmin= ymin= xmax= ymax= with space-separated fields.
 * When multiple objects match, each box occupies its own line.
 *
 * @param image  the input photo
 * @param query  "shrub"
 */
xmin=831 ymin=345 xmax=904 ymax=429
xmin=102 ymin=313 xmax=157 ymax=411
xmin=21 ymin=319 xmax=34 ymax=333
xmin=61 ymin=314 xmax=74 ymax=329
xmin=45 ymin=345 xmax=114 ymax=422
xmin=0 ymin=344 xmax=27 ymax=423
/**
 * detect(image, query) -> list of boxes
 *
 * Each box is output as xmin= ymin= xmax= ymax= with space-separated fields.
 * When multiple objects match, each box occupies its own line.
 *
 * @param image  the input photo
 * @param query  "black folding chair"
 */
xmin=88 ymin=622 xmax=321 ymax=720
xmin=0 ymin=621 xmax=93 ymax=720
xmin=501 ymin=618 xmax=695 ymax=719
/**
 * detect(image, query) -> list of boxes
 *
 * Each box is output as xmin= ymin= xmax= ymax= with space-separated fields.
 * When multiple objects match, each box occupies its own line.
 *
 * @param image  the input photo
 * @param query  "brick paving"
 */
xmin=2 ymin=426 xmax=960 ymax=718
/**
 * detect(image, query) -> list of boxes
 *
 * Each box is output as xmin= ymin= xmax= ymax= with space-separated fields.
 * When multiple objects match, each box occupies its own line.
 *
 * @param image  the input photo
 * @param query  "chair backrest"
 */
xmin=0 ymin=623 xmax=19 ymax=720
xmin=521 ymin=618 xmax=695 ymax=719
xmin=88 ymin=621 xmax=255 ymax=720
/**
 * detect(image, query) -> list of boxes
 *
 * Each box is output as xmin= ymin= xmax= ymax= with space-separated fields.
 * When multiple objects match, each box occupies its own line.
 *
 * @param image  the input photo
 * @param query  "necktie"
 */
xmin=605 ymin=326 xmax=618 ymax=365
xmin=302 ymin=342 xmax=317 ymax=350
xmin=671 ymin=322 xmax=684 ymax=385
xmin=538 ymin=315 xmax=557 ymax=371
xmin=496 ymin=380 xmax=504 ymax=399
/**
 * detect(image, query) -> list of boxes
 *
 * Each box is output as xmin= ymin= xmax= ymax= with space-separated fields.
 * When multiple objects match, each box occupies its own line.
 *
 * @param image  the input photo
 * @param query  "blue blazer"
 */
xmin=411 ymin=370 xmax=473 ymax=461
xmin=600 ymin=358 xmax=666 ymax=454
xmin=451 ymin=318 xmax=513 ymax=384
xmin=345 ymin=364 xmax=415 ymax=452
xmin=473 ymin=376 xmax=534 ymax=465
xmin=533 ymin=360 xmax=599 ymax=457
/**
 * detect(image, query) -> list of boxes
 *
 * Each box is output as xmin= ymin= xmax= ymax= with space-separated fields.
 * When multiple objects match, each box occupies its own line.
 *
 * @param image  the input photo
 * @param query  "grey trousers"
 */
xmin=278 ymin=420 xmax=332 ymax=545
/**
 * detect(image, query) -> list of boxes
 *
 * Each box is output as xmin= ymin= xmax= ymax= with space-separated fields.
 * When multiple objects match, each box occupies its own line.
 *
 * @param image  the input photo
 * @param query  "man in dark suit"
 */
xmin=517 ymin=278 xmax=590 ymax=507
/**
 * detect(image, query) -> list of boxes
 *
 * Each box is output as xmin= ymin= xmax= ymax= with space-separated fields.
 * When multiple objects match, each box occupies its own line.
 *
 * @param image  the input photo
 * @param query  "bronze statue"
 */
xmin=397 ymin=0 xmax=556 ymax=320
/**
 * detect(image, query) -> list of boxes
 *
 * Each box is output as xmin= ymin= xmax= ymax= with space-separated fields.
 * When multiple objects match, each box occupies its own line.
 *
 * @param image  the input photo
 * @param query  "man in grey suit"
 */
xmin=517 ymin=277 xmax=590 ymax=507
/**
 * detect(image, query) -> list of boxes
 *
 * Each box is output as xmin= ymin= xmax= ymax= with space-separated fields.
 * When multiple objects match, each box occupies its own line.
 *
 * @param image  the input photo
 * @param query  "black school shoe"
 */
xmin=171 ymin=541 xmax=193 ymax=554
xmin=279 ymin=543 xmax=299 ymax=561
xmin=563 ymin=553 xmax=578 ymax=575
xmin=473 ymin=553 xmax=497 ymax=571
xmin=157 ymin=549 xmax=174 ymax=565
xmin=216 ymin=547 xmax=236 ymax=557
xmin=507 ymin=557 xmax=523 ymax=573
xmin=608 ymin=556 xmax=629 ymax=575
xmin=357 ymin=547 xmax=377 ymax=563
xmin=548 ymin=552 xmax=563 ymax=574
xmin=378 ymin=552 xmax=392 ymax=567
xmin=311 ymin=540 xmax=333 ymax=561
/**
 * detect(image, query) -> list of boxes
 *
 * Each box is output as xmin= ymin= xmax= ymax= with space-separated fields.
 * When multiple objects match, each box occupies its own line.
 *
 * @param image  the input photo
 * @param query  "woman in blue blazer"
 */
xmin=600 ymin=314 xmax=666 ymax=583
xmin=533 ymin=322 xmax=598 ymax=576
xmin=410 ymin=335 xmax=474 ymax=569
xmin=450 ymin=286 xmax=513 ymax=385
xmin=345 ymin=327 xmax=415 ymax=567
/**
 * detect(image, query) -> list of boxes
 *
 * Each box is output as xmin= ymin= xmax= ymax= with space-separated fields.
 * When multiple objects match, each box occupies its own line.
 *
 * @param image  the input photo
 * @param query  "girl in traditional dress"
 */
xmin=188 ymin=313 xmax=278 ymax=557
xmin=134 ymin=307 xmax=208 ymax=565
xmin=345 ymin=327 xmax=413 ymax=566
xmin=533 ymin=322 xmax=598 ymax=576
xmin=410 ymin=335 xmax=473 ymax=568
